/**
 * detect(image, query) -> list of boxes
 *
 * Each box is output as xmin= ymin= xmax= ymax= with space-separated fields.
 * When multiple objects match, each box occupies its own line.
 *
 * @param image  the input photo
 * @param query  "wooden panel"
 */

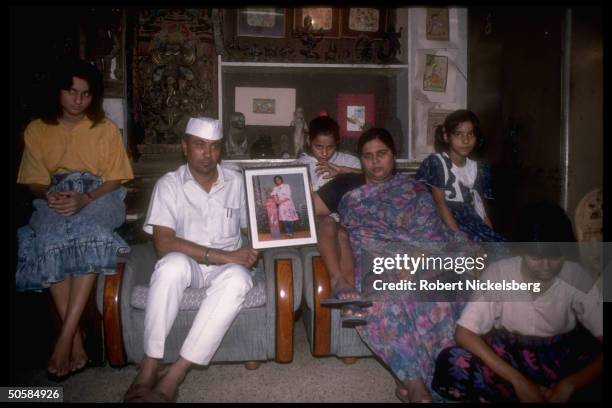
xmin=103 ymin=263 xmax=126 ymax=367
xmin=312 ymin=256 xmax=331 ymax=356
xmin=275 ymin=259 xmax=294 ymax=363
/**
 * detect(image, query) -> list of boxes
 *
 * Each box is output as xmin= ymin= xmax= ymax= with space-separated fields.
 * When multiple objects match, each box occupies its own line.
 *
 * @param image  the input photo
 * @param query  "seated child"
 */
xmin=431 ymin=201 xmax=603 ymax=402
xmin=295 ymin=113 xmax=364 ymax=322
xmin=417 ymin=109 xmax=505 ymax=242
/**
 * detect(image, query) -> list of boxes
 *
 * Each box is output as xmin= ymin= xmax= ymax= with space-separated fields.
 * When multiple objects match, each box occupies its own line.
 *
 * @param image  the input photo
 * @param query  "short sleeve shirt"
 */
xmin=457 ymin=256 xmax=603 ymax=338
xmin=296 ymin=151 xmax=362 ymax=191
xmin=143 ymin=164 xmax=247 ymax=251
xmin=17 ymin=118 xmax=134 ymax=185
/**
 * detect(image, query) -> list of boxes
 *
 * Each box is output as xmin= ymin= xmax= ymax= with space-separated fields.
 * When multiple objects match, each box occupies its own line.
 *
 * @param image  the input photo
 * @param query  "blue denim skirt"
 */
xmin=16 ymin=172 xmax=130 ymax=291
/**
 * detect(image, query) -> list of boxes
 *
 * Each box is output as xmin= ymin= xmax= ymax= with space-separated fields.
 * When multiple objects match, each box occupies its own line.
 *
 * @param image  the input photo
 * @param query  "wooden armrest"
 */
xmin=103 ymin=262 xmax=126 ymax=367
xmin=275 ymin=259 xmax=293 ymax=363
xmin=312 ymin=256 xmax=331 ymax=356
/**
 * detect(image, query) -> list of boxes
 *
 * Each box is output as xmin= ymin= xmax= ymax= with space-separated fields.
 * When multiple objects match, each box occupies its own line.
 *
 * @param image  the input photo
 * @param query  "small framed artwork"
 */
xmin=235 ymin=87 xmax=296 ymax=126
xmin=426 ymin=109 xmax=453 ymax=147
xmin=423 ymin=54 xmax=448 ymax=92
xmin=341 ymin=7 xmax=388 ymax=38
xmin=426 ymin=8 xmax=450 ymax=41
xmin=294 ymin=7 xmax=340 ymax=38
xmin=244 ymin=166 xmax=318 ymax=250
xmin=237 ymin=7 xmax=288 ymax=38
xmin=337 ymin=93 xmax=375 ymax=137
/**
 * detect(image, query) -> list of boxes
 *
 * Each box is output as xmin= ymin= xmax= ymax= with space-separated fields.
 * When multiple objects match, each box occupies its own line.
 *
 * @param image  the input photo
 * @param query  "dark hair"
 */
xmin=357 ymin=128 xmax=397 ymax=156
xmin=514 ymin=201 xmax=576 ymax=257
xmin=274 ymin=175 xmax=284 ymax=183
xmin=433 ymin=109 xmax=483 ymax=154
xmin=41 ymin=58 xmax=105 ymax=128
xmin=308 ymin=115 xmax=340 ymax=144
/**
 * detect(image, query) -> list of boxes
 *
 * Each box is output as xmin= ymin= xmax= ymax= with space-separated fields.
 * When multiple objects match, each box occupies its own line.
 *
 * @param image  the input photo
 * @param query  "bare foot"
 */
xmin=70 ymin=331 xmax=88 ymax=372
xmin=48 ymin=334 xmax=73 ymax=378
xmin=396 ymin=378 xmax=432 ymax=403
xmin=123 ymin=357 xmax=160 ymax=402
xmin=150 ymin=370 xmax=184 ymax=402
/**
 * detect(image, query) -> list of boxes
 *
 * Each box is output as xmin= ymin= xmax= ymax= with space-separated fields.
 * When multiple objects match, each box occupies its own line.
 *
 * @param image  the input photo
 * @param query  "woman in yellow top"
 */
xmin=16 ymin=59 xmax=134 ymax=380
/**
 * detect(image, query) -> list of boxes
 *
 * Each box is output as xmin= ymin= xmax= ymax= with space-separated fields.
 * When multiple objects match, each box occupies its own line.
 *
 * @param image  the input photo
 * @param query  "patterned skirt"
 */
xmin=16 ymin=172 xmax=130 ymax=291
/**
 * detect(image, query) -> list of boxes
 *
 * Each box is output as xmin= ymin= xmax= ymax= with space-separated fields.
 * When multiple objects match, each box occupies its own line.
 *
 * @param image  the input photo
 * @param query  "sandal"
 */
xmin=320 ymin=288 xmax=372 ymax=307
xmin=341 ymin=304 xmax=368 ymax=327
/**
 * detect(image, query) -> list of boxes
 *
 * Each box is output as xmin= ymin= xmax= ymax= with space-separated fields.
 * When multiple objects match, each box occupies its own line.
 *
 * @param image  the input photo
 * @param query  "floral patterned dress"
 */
xmin=337 ymin=172 xmax=477 ymax=397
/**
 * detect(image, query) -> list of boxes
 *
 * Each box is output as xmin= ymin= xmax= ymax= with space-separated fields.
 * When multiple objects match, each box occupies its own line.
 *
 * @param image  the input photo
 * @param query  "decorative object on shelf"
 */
xmin=423 ymin=54 xmax=448 ymax=92
xmin=426 ymin=8 xmax=449 ymax=41
xmin=426 ymin=108 xmax=453 ymax=148
xmin=244 ymin=166 xmax=318 ymax=249
xmin=279 ymin=134 xmax=292 ymax=158
xmin=237 ymin=7 xmax=287 ymax=38
xmin=278 ymin=44 xmax=295 ymax=61
xmin=134 ymin=9 xmax=215 ymax=145
xmin=354 ymin=34 xmax=375 ymax=63
xmin=225 ymin=36 xmax=245 ymax=59
xmin=294 ymin=14 xmax=324 ymax=60
xmin=324 ymin=42 xmax=338 ymax=62
xmin=291 ymin=107 xmax=309 ymax=156
xmin=83 ymin=8 xmax=125 ymax=97
xmin=244 ymin=43 xmax=263 ymax=61
xmin=264 ymin=46 xmax=278 ymax=60
xmin=235 ymin=87 xmax=296 ymax=126
xmin=294 ymin=7 xmax=340 ymax=38
xmin=250 ymin=135 xmax=275 ymax=159
xmin=227 ymin=112 xmax=248 ymax=157
xmin=337 ymin=93 xmax=375 ymax=138
xmin=341 ymin=7 xmax=388 ymax=38
xmin=377 ymin=24 xmax=403 ymax=64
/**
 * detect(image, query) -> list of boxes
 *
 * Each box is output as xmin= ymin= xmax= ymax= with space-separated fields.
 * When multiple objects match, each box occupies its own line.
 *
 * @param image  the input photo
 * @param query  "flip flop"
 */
xmin=341 ymin=304 xmax=368 ymax=327
xmin=320 ymin=289 xmax=372 ymax=307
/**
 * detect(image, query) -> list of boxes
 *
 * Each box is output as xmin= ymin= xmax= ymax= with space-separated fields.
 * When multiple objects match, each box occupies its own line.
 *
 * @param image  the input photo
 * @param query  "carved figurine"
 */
xmin=325 ymin=42 xmax=338 ymax=63
xmin=227 ymin=112 xmax=248 ymax=157
xmin=291 ymin=107 xmax=308 ymax=156
xmin=378 ymin=25 xmax=403 ymax=64
xmin=294 ymin=15 xmax=323 ymax=60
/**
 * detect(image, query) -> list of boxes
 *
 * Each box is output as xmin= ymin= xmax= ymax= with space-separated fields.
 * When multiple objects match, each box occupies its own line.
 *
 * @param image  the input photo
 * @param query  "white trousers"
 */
xmin=143 ymin=252 xmax=253 ymax=365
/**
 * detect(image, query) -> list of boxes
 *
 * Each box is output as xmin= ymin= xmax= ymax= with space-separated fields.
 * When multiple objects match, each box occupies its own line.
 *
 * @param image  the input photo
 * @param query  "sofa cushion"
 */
xmin=130 ymin=280 xmax=267 ymax=310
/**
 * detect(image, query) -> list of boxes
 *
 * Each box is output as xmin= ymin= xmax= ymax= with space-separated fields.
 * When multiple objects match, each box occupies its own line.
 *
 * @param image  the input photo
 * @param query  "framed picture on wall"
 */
xmin=237 ymin=7 xmax=288 ymax=38
xmin=340 ymin=7 xmax=388 ymax=38
xmin=426 ymin=8 xmax=450 ymax=41
xmin=244 ymin=166 xmax=318 ymax=249
xmin=337 ymin=93 xmax=375 ymax=137
xmin=235 ymin=87 xmax=296 ymax=126
xmin=423 ymin=54 xmax=448 ymax=92
xmin=294 ymin=7 xmax=340 ymax=37
xmin=426 ymin=109 xmax=453 ymax=148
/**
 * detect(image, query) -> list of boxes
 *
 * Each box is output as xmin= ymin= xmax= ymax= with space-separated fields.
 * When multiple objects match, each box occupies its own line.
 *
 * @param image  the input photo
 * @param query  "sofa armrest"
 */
xmin=98 ymin=242 xmax=158 ymax=367
xmin=262 ymin=248 xmax=302 ymax=363
xmin=300 ymin=246 xmax=332 ymax=356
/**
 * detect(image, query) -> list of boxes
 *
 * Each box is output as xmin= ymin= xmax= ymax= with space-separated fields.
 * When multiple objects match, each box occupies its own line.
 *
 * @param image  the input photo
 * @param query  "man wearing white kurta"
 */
xmin=124 ymin=117 xmax=258 ymax=403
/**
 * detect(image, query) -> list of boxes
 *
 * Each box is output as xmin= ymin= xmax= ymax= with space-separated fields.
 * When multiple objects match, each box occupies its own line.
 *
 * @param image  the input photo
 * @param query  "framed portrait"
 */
xmin=244 ymin=166 xmax=318 ymax=250
xmin=426 ymin=8 xmax=450 ymax=41
xmin=235 ymin=87 xmax=296 ymax=126
xmin=423 ymin=54 xmax=448 ymax=92
xmin=337 ymin=93 xmax=375 ymax=137
xmin=426 ymin=109 xmax=453 ymax=147
xmin=237 ymin=7 xmax=287 ymax=38
xmin=294 ymin=7 xmax=340 ymax=38
xmin=340 ymin=7 xmax=388 ymax=38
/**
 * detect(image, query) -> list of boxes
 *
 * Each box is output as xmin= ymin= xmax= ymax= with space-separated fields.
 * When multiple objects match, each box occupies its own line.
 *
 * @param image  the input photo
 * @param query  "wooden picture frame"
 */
xmin=337 ymin=93 xmax=376 ymax=137
xmin=340 ymin=7 xmax=388 ymax=38
xmin=237 ymin=7 xmax=288 ymax=38
xmin=244 ymin=166 xmax=318 ymax=249
xmin=294 ymin=7 xmax=340 ymax=38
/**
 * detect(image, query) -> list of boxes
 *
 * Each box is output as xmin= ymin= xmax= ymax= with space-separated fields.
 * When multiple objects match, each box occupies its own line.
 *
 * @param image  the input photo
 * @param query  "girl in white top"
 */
xmin=296 ymin=113 xmax=365 ymax=309
xmin=432 ymin=202 xmax=603 ymax=403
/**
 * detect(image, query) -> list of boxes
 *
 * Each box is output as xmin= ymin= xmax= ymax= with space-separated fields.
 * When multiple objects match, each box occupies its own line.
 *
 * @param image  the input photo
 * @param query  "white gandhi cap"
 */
xmin=185 ymin=117 xmax=223 ymax=141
